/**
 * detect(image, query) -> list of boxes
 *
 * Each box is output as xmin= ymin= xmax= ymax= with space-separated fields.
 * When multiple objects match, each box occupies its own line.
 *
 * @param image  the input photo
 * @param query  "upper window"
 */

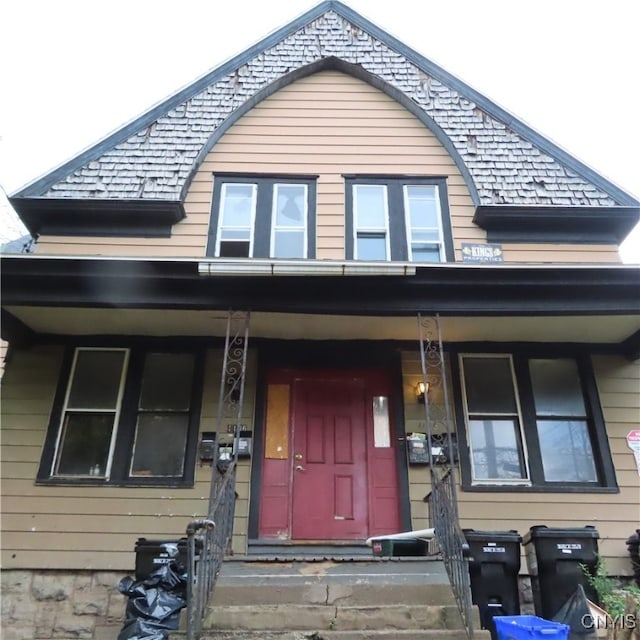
xmin=455 ymin=353 xmax=617 ymax=491
xmin=207 ymin=175 xmax=316 ymax=259
xmin=346 ymin=177 xmax=453 ymax=262
xmin=38 ymin=347 xmax=203 ymax=486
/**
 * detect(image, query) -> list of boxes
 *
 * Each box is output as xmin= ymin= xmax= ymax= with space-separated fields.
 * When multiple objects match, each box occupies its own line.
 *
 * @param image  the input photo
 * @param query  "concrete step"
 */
xmin=212 ymin=558 xmax=455 ymax=607
xmin=196 ymin=631 xmax=486 ymax=639
xmin=205 ymin=603 xmax=467 ymax=632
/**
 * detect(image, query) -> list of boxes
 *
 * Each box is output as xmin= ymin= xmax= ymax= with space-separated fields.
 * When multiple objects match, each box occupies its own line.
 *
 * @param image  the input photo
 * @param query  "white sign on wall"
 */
xmin=626 ymin=429 xmax=640 ymax=477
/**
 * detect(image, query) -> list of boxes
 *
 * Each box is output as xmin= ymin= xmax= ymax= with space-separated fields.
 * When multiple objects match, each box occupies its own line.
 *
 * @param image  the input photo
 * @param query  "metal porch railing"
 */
xmin=185 ymin=311 xmax=249 ymax=640
xmin=419 ymin=314 xmax=474 ymax=639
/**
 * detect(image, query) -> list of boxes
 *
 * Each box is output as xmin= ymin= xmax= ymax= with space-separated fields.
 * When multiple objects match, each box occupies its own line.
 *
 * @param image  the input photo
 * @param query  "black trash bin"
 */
xmin=463 ymin=529 xmax=522 ymax=640
xmin=134 ymin=538 xmax=189 ymax=581
xmin=523 ymin=525 xmax=599 ymax=620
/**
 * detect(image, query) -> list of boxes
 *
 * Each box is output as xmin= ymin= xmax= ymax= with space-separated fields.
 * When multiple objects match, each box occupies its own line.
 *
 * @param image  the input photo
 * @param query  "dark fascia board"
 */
xmin=474 ymin=205 xmax=640 ymax=244
xmin=12 ymin=1 xmax=640 ymax=208
xmin=2 ymin=256 xmax=639 ymax=318
xmin=619 ymin=330 xmax=640 ymax=360
xmin=8 ymin=198 xmax=185 ymax=238
xmin=1 ymin=309 xmax=36 ymax=346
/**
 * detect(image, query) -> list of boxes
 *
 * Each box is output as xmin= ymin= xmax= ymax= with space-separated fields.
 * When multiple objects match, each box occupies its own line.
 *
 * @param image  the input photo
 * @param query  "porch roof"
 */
xmin=2 ymin=255 xmax=639 ymax=355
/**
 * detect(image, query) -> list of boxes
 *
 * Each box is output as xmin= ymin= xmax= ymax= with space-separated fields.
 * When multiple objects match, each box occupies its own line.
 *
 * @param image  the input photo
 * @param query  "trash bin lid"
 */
xmin=463 ymin=529 xmax=522 ymax=543
xmin=523 ymin=525 xmax=599 ymax=544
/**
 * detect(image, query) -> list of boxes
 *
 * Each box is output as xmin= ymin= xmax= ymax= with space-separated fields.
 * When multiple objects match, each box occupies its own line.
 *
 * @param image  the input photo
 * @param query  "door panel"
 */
xmin=291 ymin=379 xmax=368 ymax=539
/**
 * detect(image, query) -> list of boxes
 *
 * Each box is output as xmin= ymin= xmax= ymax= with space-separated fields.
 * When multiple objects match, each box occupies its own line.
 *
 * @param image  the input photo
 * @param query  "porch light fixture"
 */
xmin=415 ymin=381 xmax=430 ymax=403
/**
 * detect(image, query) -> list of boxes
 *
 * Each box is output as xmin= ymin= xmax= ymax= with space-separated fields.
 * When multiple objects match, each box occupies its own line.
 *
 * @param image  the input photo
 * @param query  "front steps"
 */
xmin=191 ymin=557 xmax=486 ymax=640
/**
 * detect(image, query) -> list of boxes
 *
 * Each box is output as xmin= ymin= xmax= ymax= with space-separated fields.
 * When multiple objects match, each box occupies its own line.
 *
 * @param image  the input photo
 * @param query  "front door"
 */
xmin=258 ymin=369 xmax=401 ymax=541
xmin=291 ymin=377 xmax=368 ymax=539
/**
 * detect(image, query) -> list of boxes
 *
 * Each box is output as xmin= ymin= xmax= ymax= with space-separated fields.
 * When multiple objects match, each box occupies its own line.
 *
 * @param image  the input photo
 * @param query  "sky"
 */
xmin=1 ymin=0 xmax=639 ymax=260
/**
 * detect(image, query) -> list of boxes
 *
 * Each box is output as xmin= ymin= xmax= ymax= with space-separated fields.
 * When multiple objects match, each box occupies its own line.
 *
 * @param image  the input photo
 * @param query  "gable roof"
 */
xmin=10 ymin=1 xmax=639 ymax=212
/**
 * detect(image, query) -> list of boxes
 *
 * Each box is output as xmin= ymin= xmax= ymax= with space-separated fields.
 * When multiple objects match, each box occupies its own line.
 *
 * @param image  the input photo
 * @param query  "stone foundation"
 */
xmin=1 ymin=568 xmax=537 ymax=639
xmin=518 ymin=575 xmax=535 ymax=614
xmin=1 ymin=570 xmax=129 ymax=640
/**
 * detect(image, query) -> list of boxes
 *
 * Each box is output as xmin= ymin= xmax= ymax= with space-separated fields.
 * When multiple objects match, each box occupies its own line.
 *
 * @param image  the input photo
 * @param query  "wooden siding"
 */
xmin=0 ymin=345 xmax=256 ymax=570
xmin=32 ymin=70 xmax=620 ymax=263
xmin=401 ymin=350 xmax=640 ymax=576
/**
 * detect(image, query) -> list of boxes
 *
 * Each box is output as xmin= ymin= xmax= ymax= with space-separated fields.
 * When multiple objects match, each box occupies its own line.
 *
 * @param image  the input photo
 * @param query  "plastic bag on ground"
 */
xmin=117 ymin=563 xmax=187 ymax=640
xmin=552 ymin=584 xmax=597 ymax=640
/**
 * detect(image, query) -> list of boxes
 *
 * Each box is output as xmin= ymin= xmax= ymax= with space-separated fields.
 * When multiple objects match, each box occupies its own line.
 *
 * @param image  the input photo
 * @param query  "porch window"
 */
xmin=207 ymin=175 xmax=316 ymax=259
xmin=345 ymin=176 xmax=453 ymax=262
xmin=456 ymin=353 xmax=617 ymax=491
xmin=38 ymin=347 xmax=203 ymax=487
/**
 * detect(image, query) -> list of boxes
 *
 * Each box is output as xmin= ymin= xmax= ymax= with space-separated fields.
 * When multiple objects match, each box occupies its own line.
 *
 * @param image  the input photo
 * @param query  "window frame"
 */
xmin=207 ymin=174 xmax=317 ymax=259
xmin=460 ymin=354 xmax=532 ymax=484
xmin=215 ymin=182 xmax=257 ymax=258
xmin=352 ymin=184 xmax=391 ymax=261
xmin=270 ymin=182 xmax=309 ymax=259
xmin=345 ymin=176 xmax=454 ymax=262
xmin=37 ymin=346 xmax=205 ymax=487
xmin=452 ymin=349 xmax=618 ymax=493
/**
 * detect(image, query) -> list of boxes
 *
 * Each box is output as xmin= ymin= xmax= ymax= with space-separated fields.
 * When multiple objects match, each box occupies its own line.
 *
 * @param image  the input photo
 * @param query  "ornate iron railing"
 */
xmin=185 ymin=460 xmax=236 ymax=640
xmin=418 ymin=314 xmax=474 ymax=639
xmin=185 ymin=311 xmax=250 ymax=640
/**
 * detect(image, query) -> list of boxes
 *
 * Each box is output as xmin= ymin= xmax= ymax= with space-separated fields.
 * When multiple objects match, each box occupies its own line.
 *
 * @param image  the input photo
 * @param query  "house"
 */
xmin=1 ymin=2 xmax=639 ymax=638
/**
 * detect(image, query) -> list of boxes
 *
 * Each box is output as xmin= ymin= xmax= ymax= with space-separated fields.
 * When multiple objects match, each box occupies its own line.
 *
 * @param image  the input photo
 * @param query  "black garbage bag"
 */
xmin=117 ymin=563 xmax=187 ymax=640
xmin=552 ymin=584 xmax=597 ymax=640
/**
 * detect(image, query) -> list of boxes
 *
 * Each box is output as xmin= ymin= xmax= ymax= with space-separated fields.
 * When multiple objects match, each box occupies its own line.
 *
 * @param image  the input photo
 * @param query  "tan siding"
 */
xmin=0 ymin=345 xmax=257 ymax=570
xmin=401 ymin=350 xmax=640 ymax=576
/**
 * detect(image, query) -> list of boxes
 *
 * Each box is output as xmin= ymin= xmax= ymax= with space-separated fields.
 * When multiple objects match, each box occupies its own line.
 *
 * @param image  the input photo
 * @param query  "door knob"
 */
xmin=294 ymin=453 xmax=303 ymax=460
xmin=295 ymin=465 xmax=306 ymax=472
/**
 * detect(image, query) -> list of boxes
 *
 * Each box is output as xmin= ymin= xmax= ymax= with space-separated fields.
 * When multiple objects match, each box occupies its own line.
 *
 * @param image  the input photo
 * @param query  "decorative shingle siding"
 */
xmin=42 ymin=10 xmax=617 ymax=206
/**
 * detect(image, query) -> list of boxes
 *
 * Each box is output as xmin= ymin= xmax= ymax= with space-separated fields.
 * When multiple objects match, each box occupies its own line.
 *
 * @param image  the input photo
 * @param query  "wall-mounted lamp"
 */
xmin=415 ymin=381 xmax=430 ymax=403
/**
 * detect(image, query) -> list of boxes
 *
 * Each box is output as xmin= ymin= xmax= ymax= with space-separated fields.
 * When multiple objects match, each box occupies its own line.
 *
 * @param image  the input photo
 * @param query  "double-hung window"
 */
xmin=207 ymin=175 xmax=316 ymax=259
xmin=455 ymin=353 xmax=617 ymax=491
xmin=38 ymin=347 xmax=203 ymax=486
xmin=346 ymin=176 xmax=453 ymax=262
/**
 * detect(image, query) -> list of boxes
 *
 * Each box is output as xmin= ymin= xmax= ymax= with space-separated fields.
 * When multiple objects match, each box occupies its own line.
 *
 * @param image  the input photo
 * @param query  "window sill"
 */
xmin=36 ymin=477 xmax=195 ymax=488
xmin=462 ymin=483 xmax=619 ymax=494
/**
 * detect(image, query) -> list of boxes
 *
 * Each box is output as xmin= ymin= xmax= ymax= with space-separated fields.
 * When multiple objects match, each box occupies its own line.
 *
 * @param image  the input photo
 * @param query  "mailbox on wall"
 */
xmin=407 ymin=433 xmax=457 ymax=465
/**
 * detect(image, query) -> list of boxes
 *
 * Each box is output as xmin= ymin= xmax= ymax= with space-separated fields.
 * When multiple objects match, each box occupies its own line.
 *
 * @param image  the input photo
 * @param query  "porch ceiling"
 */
xmin=5 ymin=306 xmax=639 ymax=346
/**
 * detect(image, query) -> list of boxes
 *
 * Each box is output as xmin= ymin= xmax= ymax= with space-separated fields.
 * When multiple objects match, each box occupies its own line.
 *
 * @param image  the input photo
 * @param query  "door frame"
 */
xmin=247 ymin=340 xmax=412 ymax=543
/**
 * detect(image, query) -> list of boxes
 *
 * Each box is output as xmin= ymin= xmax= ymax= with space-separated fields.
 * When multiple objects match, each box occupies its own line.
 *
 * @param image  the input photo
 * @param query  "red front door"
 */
xmin=291 ymin=377 xmax=368 ymax=539
xmin=258 ymin=369 xmax=402 ymax=541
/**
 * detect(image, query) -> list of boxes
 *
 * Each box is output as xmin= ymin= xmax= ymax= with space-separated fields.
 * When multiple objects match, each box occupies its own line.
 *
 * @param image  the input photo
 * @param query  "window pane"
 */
xmin=275 ymin=185 xmax=305 ymax=226
xmin=354 ymin=185 xmax=387 ymax=228
xmin=68 ymin=350 xmax=126 ymax=409
xmin=357 ymin=234 xmax=387 ymax=260
xmin=463 ymin=357 xmax=517 ymax=413
xmin=139 ymin=354 xmax=194 ymax=411
xmin=412 ymin=230 xmax=441 ymax=242
xmin=411 ymin=245 xmax=441 ymax=262
xmin=273 ymin=230 xmax=305 ymax=258
xmin=537 ymin=420 xmax=597 ymax=482
xmin=530 ymin=359 xmax=586 ymax=417
xmin=220 ymin=184 xmax=254 ymax=227
xmin=220 ymin=228 xmax=251 ymax=240
xmin=219 ymin=240 xmax=250 ymax=257
xmin=469 ymin=418 xmax=526 ymax=480
xmin=406 ymin=185 xmax=438 ymax=228
xmin=373 ymin=396 xmax=390 ymax=448
xmin=130 ymin=414 xmax=189 ymax=477
xmin=55 ymin=413 xmax=114 ymax=476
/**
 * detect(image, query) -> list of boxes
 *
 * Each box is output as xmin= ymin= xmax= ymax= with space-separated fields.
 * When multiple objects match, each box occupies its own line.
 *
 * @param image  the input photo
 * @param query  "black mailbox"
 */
xmin=523 ymin=525 xmax=599 ymax=619
xmin=463 ymin=529 xmax=522 ymax=640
